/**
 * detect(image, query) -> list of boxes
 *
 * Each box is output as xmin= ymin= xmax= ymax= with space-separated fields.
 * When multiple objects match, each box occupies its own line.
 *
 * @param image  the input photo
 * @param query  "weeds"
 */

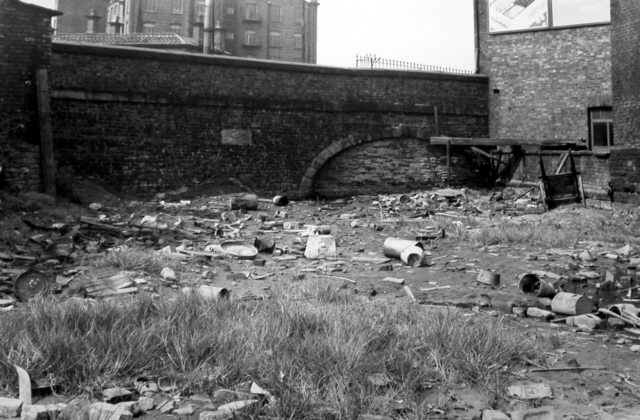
xmin=88 ymin=246 xmax=184 ymax=277
xmin=0 ymin=280 xmax=540 ymax=417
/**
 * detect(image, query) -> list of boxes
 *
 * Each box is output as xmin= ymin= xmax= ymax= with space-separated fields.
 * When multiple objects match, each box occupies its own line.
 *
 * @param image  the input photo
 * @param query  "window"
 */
xmin=589 ymin=107 xmax=613 ymax=150
xmin=144 ymin=0 xmax=157 ymax=12
xmin=294 ymin=33 xmax=302 ymax=49
xmin=143 ymin=22 xmax=156 ymax=33
xmin=269 ymin=5 xmax=282 ymax=22
xmin=226 ymin=32 xmax=234 ymax=40
xmin=171 ymin=0 xmax=183 ymax=14
xmin=226 ymin=6 xmax=235 ymax=15
xmin=196 ymin=1 xmax=205 ymax=18
xmin=170 ymin=24 xmax=182 ymax=34
xmin=551 ymin=0 xmax=610 ymax=27
xmin=244 ymin=30 xmax=258 ymax=46
xmin=295 ymin=6 xmax=303 ymax=23
xmin=244 ymin=2 xmax=259 ymax=20
xmin=269 ymin=32 xmax=282 ymax=48
xmin=488 ymin=0 xmax=610 ymax=33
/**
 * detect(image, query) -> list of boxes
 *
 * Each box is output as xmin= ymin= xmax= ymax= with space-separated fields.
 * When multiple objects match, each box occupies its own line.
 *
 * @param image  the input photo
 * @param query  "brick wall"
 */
xmin=0 ymin=0 xmax=58 ymax=192
xmin=476 ymin=0 xmax=612 ymax=142
xmin=48 ymin=42 xmax=488 ymax=197
xmin=475 ymin=0 xmax=612 ymax=198
xmin=611 ymin=0 xmax=640 ymax=147
xmin=314 ymin=139 xmax=482 ymax=198
xmin=607 ymin=1 xmax=640 ymax=203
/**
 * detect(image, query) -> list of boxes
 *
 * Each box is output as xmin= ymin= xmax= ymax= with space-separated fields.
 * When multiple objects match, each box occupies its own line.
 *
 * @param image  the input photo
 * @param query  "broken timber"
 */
xmin=539 ymin=151 xmax=585 ymax=210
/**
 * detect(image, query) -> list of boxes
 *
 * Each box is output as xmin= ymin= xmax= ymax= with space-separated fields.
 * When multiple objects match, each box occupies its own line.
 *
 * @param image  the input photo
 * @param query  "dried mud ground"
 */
xmin=2 ymin=187 xmax=640 ymax=419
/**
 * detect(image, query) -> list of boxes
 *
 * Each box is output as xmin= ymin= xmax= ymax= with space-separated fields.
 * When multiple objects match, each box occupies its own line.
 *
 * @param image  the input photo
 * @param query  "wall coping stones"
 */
xmin=52 ymin=41 xmax=488 ymax=84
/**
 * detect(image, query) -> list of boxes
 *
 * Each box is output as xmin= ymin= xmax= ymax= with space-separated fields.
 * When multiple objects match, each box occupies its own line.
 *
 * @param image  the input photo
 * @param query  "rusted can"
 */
xmin=400 ymin=245 xmax=424 ymax=267
xmin=273 ymin=195 xmax=289 ymax=206
xmin=14 ymin=270 xmax=52 ymax=301
xmin=518 ymin=273 xmax=556 ymax=297
xmin=551 ymin=292 xmax=593 ymax=315
xmin=183 ymin=285 xmax=230 ymax=301
xmin=477 ymin=269 xmax=500 ymax=286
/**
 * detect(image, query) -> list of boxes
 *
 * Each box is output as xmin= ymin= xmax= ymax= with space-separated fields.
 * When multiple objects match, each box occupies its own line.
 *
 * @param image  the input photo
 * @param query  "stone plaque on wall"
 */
xmin=221 ymin=129 xmax=253 ymax=146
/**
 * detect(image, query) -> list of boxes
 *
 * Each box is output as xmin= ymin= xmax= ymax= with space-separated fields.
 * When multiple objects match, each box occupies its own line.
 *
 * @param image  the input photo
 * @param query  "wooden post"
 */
xmin=434 ymin=106 xmax=439 ymax=136
xmin=446 ymin=139 xmax=451 ymax=186
xmin=36 ymin=68 xmax=56 ymax=196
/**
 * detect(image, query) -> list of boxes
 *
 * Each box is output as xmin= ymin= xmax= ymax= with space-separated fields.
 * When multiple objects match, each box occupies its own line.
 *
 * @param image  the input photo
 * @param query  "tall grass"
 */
xmin=0 ymin=280 xmax=540 ymax=418
xmin=87 ymin=246 xmax=185 ymax=278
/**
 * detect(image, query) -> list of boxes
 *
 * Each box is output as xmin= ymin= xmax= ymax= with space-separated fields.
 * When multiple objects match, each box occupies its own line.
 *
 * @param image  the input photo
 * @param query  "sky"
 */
xmin=23 ymin=0 xmax=476 ymax=71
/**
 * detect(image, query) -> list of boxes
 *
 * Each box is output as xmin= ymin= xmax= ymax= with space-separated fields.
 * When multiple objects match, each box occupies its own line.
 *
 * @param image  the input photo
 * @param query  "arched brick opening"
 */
xmin=298 ymin=124 xmax=430 ymax=197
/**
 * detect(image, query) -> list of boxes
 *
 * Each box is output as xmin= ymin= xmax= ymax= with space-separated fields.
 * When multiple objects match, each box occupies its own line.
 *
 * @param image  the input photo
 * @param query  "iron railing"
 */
xmin=355 ymin=53 xmax=474 ymax=75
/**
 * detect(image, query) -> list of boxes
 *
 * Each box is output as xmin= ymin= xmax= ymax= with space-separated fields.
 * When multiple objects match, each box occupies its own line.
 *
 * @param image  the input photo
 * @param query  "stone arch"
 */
xmin=298 ymin=124 xmax=430 ymax=197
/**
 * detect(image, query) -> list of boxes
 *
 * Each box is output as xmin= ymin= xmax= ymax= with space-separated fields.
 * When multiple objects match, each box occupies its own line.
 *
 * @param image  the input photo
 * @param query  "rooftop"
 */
xmin=53 ymin=33 xmax=199 ymax=49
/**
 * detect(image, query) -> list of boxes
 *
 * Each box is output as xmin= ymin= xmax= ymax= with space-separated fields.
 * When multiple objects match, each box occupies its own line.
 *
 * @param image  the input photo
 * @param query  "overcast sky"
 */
xmin=23 ymin=0 xmax=475 ymax=70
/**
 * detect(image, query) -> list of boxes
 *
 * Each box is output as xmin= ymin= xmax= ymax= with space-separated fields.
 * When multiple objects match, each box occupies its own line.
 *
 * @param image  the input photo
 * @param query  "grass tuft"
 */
xmin=88 ymin=246 xmax=184 ymax=277
xmin=0 ymin=280 xmax=541 ymax=416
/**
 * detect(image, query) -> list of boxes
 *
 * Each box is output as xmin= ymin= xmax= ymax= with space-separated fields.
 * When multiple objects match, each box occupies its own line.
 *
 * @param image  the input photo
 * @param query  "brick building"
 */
xmin=54 ymin=0 xmax=318 ymax=63
xmin=474 ymin=0 xmax=615 ymax=199
xmin=476 ymin=0 xmax=612 ymax=150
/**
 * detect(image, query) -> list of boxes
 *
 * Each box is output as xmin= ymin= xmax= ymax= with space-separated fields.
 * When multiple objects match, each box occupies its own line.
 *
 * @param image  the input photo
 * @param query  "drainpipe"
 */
xmin=301 ymin=0 xmax=306 ymax=62
xmin=203 ymin=0 xmax=213 ymax=54
xmin=266 ymin=0 xmax=271 ymax=59
xmin=473 ymin=0 xmax=480 ymax=73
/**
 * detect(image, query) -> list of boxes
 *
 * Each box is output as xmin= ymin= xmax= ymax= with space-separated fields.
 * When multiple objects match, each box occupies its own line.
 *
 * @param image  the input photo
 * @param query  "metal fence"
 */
xmin=355 ymin=54 xmax=474 ymax=75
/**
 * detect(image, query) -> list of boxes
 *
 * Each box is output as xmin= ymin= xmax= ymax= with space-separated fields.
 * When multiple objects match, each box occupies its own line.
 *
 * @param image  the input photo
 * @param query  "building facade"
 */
xmin=476 ymin=0 xmax=612 ymax=151
xmin=52 ymin=0 xmax=110 ymax=33
xmin=55 ymin=0 xmax=318 ymax=63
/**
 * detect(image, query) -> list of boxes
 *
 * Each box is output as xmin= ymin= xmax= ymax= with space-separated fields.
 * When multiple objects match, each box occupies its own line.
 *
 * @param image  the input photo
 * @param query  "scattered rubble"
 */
xmin=1 ymin=187 xmax=640 ymax=418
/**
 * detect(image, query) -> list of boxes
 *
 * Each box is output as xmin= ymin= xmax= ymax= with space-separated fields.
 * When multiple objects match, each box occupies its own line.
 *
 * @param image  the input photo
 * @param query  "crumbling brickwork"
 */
xmin=0 ymin=0 xmax=58 ymax=192
xmin=49 ymin=43 xmax=488 ymax=196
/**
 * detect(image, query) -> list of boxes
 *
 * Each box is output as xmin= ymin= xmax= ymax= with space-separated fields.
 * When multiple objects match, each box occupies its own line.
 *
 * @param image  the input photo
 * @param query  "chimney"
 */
xmin=213 ymin=20 xmax=224 ymax=53
xmin=193 ymin=14 xmax=204 ymax=47
xmin=86 ymin=9 xmax=101 ymax=34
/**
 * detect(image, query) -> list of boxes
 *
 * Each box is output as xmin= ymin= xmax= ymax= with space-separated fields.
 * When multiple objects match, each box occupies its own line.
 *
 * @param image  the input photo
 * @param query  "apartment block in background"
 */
xmin=53 ymin=0 xmax=318 ymax=63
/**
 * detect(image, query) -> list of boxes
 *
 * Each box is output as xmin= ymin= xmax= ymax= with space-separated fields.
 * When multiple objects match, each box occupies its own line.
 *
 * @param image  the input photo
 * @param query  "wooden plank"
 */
xmin=36 ymin=68 xmax=56 ymax=195
xmin=446 ymin=139 xmax=451 ymax=186
xmin=470 ymin=146 xmax=503 ymax=164
xmin=554 ymin=152 xmax=570 ymax=175
xmin=430 ymin=136 xmax=586 ymax=147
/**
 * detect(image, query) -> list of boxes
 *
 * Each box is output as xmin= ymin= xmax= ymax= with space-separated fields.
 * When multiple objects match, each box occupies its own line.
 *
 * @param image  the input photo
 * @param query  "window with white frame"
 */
xmin=226 ymin=32 xmax=234 ymax=40
xmin=143 ymin=22 xmax=156 ymax=33
xmin=170 ymin=24 xmax=182 ymax=34
xmin=269 ymin=32 xmax=282 ymax=48
xmin=196 ymin=1 xmax=205 ymax=18
xmin=244 ymin=2 xmax=258 ymax=20
xmin=295 ymin=6 xmax=303 ymax=23
xmin=244 ymin=30 xmax=257 ymax=46
xmin=294 ymin=33 xmax=302 ymax=49
xmin=144 ymin=0 xmax=157 ymax=12
xmin=226 ymin=6 xmax=235 ymax=14
xmin=270 ymin=5 xmax=282 ymax=22
xmin=171 ymin=0 xmax=183 ymax=14
xmin=589 ymin=107 xmax=613 ymax=150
